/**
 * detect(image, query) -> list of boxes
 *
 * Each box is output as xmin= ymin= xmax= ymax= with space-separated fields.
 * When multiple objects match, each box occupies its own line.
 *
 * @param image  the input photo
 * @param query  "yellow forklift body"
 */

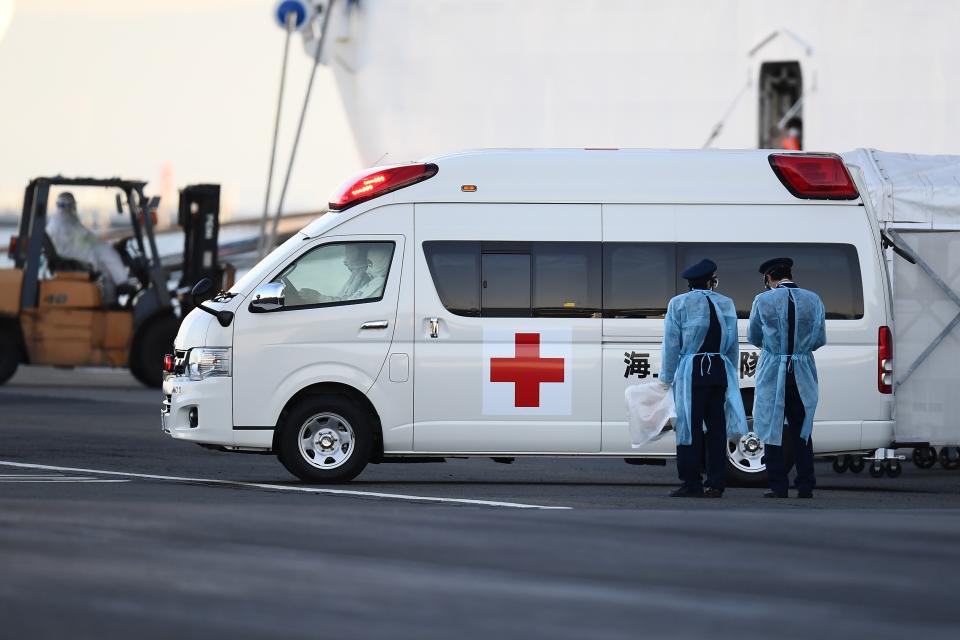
xmin=20 ymin=308 xmax=132 ymax=367
xmin=38 ymin=273 xmax=103 ymax=309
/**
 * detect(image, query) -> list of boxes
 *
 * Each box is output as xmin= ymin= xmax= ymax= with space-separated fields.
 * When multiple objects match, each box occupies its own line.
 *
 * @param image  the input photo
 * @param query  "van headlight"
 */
xmin=187 ymin=347 xmax=231 ymax=380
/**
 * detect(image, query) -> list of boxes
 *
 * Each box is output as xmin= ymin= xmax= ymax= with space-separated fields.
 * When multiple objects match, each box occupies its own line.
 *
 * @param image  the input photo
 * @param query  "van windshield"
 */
xmin=229 ymin=233 xmax=307 ymax=296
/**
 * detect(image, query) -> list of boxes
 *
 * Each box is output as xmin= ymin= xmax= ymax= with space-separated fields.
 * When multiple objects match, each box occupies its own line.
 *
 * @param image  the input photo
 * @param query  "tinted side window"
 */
xmin=676 ymin=243 xmax=864 ymax=319
xmin=423 ymin=241 xmax=480 ymax=316
xmin=533 ymin=242 xmax=601 ymax=317
xmin=482 ymin=252 xmax=531 ymax=317
xmin=424 ymin=241 xmax=601 ymax=318
xmin=603 ymin=243 xmax=676 ymax=318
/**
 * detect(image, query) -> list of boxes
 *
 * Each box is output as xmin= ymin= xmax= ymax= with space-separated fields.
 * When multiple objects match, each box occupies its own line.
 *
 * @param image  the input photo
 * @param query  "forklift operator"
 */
xmin=47 ymin=192 xmax=128 ymax=304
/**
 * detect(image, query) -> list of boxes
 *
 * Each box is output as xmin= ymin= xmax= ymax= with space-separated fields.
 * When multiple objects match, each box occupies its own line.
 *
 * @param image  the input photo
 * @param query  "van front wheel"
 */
xmin=277 ymin=395 xmax=373 ymax=483
xmin=725 ymin=431 xmax=795 ymax=488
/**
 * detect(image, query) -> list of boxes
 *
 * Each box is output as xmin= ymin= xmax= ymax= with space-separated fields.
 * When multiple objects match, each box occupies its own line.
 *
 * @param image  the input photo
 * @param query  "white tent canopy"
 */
xmin=842 ymin=149 xmax=960 ymax=227
xmin=843 ymin=149 xmax=960 ymax=447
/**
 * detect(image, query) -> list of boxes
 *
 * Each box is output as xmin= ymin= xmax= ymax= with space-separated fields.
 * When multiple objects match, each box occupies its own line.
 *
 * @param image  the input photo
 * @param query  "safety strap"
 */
xmin=697 ymin=352 xmax=722 ymax=376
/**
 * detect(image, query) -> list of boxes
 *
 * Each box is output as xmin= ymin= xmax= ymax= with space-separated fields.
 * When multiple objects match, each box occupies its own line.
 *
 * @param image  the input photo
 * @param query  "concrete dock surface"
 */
xmin=1 ymin=366 xmax=958 ymax=639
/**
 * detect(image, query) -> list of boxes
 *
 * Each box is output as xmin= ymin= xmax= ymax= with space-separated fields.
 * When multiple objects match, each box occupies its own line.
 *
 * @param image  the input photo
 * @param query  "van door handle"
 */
xmin=360 ymin=320 xmax=389 ymax=330
xmin=428 ymin=317 xmax=440 ymax=339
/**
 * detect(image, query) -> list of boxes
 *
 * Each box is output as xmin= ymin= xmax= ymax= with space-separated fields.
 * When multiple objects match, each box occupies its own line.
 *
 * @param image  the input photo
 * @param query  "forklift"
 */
xmin=0 ymin=177 xmax=229 ymax=387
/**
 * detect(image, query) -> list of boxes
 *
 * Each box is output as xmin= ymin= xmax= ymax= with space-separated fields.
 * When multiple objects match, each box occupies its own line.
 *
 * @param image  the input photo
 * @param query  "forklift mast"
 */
xmin=177 ymin=184 xmax=222 ymax=306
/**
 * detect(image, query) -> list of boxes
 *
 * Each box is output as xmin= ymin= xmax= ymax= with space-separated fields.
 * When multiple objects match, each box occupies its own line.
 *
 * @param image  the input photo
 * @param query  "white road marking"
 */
xmin=0 ymin=473 xmax=130 ymax=483
xmin=0 ymin=474 xmax=68 ymax=478
xmin=0 ymin=479 xmax=130 ymax=483
xmin=0 ymin=461 xmax=571 ymax=510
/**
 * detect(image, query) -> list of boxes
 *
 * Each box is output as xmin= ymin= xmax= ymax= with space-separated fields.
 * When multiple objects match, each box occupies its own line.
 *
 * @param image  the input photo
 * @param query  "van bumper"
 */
xmin=161 ymin=376 xmax=234 ymax=446
xmin=861 ymin=420 xmax=896 ymax=449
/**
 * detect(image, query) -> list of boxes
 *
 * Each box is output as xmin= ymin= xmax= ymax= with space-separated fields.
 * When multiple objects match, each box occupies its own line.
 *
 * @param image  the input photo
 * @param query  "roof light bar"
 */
xmin=329 ymin=163 xmax=439 ymax=211
xmin=769 ymin=153 xmax=859 ymax=200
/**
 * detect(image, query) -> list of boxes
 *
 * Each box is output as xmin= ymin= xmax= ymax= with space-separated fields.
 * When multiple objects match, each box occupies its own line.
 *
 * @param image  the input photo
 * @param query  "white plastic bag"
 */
xmin=624 ymin=380 xmax=677 ymax=448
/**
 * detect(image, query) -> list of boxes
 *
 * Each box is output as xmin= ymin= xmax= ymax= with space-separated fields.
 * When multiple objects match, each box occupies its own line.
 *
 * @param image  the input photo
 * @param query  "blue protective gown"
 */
xmin=747 ymin=286 xmax=827 ymax=446
xmin=660 ymin=290 xmax=748 ymax=446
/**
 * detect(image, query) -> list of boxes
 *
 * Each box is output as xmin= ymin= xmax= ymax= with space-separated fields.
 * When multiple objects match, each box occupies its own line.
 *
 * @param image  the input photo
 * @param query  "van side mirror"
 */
xmin=250 ymin=281 xmax=285 ymax=312
xmin=192 ymin=277 xmax=214 ymax=303
xmin=191 ymin=277 xmax=234 ymax=327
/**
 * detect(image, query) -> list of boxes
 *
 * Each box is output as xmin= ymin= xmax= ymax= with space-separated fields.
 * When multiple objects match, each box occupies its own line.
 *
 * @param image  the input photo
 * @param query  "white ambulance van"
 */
xmin=162 ymin=149 xmax=894 ymax=485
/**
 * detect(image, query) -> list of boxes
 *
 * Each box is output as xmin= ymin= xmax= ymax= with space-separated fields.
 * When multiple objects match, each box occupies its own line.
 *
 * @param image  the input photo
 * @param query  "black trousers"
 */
xmin=676 ymin=384 xmax=727 ymax=491
xmin=764 ymin=372 xmax=816 ymax=494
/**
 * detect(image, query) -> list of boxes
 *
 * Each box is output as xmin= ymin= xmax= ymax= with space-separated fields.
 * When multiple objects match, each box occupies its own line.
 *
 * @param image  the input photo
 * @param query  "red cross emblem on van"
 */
xmin=490 ymin=333 xmax=565 ymax=407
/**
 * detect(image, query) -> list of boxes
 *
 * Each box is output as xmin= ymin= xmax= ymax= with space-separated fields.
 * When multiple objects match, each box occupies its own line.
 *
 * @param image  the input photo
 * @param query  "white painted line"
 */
xmin=0 ymin=461 xmax=571 ymax=510
xmin=0 ymin=475 xmax=92 ymax=480
xmin=0 ymin=479 xmax=130 ymax=483
xmin=0 ymin=474 xmax=67 ymax=478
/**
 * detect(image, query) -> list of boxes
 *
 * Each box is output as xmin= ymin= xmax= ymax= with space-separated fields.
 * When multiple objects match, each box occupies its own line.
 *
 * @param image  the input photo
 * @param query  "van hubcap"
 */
xmin=298 ymin=412 xmax=355 ymax=470
xmin=728 ymin=431 xmax=766 ymax=473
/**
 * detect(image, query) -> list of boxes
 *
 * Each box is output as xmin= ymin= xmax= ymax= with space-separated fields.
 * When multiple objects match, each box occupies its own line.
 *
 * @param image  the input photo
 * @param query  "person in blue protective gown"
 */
xmin=748 ymin=257 xmax=827 ymax=499
xmin=660 ymin=259 xmax=748 ymax=498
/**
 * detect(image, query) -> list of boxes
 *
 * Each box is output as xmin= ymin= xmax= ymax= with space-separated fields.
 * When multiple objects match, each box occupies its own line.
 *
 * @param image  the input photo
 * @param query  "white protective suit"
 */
xmin=46 ymin=192 xmax=127 ymax=303
xmin=348 ymin=243 xmax=393 ymax=300
xmin=337 ymin=244 xmax=372 ymax=299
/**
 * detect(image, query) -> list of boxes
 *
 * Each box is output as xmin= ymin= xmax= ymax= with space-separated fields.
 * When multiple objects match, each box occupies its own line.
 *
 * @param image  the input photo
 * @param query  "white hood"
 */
xmin=174 ymin=302 xmax=235 ymax=351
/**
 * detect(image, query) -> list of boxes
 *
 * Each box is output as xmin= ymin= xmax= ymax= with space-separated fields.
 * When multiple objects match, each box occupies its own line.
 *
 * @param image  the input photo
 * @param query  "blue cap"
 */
xmin=681 ymin=258 xmax=718 ymax=281
xmin=758 ymin=257 xmax=793 ymax=275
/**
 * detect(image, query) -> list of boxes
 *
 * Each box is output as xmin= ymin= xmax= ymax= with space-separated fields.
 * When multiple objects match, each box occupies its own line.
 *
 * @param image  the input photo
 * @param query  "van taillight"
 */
xmin=878 ymin=326 xmax=893 ymax=394
xmin=769 ymin=153 xmax=859 ymax=200
xmin=328 ymin=163 xmax=439 ymax=211
xmin=163 ymin=354 xmax=175 ymax=373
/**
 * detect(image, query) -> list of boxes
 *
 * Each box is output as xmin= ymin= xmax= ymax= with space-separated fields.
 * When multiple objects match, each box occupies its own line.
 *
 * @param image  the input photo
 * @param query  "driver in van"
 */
xmin=285 ymin=243 xmax=391 ymax=305
xmin=660 ymin=259 xmax=748 ymax=498
xmin=748 ymin=257 xmax=827 ymax=499
xmin=347 ymin=244 xmax=391 ymax=300
xmin=46 ymin=192 xmax=128 ymax=304
xmin=337 ymin=244 xmax=373 ymax=299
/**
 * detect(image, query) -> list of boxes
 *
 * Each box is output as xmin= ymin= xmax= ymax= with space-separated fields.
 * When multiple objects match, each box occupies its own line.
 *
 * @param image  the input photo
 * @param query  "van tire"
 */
xmin=130 ymin=314 xmax=179 ymax=388
xmin=0 ymin=327 xmax=21 ymax=385
xmin=724 ymin=431 xmax=795 ymax=488
xmin=277 ymin=395 xmax=373 ymax=483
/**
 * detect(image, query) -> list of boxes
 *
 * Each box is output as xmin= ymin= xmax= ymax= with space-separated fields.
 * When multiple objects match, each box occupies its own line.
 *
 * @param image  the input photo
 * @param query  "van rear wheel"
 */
xmin=277 ymin=395 xmax=373 ymax=483
xmin=725 ymin=430 xmax=795 ymax=488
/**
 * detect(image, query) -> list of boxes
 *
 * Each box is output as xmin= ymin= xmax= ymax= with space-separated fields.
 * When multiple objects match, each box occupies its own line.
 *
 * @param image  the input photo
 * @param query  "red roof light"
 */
xmin=329 ymin=163 xmax=439 ymax=211
xmin=769 ymin=153 xmax=859 ymax=200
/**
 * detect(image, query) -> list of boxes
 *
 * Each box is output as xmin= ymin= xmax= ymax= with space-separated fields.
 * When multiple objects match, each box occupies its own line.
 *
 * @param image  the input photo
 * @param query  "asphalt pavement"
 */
xmin=2 ymin=366 xmax=959 ymax=639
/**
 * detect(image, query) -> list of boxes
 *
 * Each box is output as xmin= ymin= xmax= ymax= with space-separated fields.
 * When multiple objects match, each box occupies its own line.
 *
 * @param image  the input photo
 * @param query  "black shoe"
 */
xmin=703 ymin=488 xmax=724 ymax=498
xmin=669 ymin=486 xmax=703 ymax=498
xmin=797 ymin=490 xmax=813 ymax=499
xmin=764 ymin=490 xmax=788 ymax=498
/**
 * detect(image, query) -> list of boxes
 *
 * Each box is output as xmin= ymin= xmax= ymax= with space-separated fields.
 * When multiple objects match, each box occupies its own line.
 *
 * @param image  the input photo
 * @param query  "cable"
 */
xmin=702 ymin=80 xmax=750 ymax=149
xmin=266 ymin=0 xmax=336 ymax=255
xmin=257 ymin=11 xmax=297 ymax=258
